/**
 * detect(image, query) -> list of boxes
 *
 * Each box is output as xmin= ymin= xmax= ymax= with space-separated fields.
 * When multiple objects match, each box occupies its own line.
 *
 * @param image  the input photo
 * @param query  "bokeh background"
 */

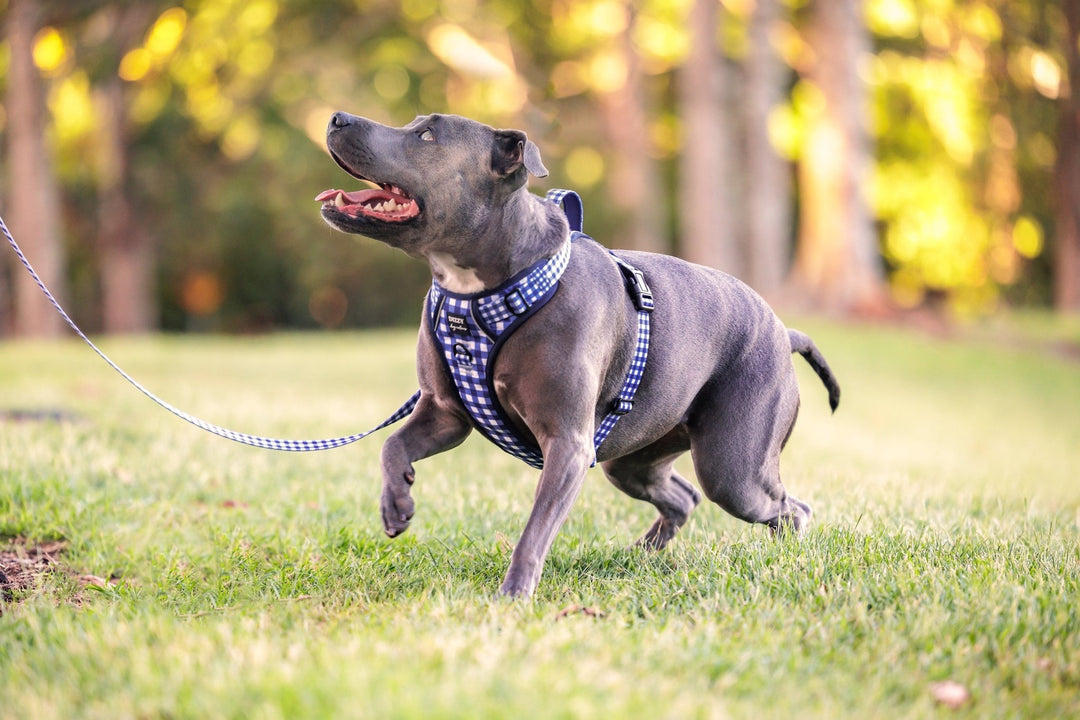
xmin=1 ymin=0 xmax=1077 ymax=336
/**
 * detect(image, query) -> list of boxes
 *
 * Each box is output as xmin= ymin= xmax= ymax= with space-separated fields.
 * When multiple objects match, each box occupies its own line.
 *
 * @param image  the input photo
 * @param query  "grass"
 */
xmin=1 ymin=318 xmax=1078 ymax=719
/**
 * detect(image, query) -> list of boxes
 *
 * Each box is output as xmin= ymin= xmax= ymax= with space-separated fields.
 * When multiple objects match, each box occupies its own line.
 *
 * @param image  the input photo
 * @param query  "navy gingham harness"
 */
xmin=426 ymin=189 xmax=653 ymax=469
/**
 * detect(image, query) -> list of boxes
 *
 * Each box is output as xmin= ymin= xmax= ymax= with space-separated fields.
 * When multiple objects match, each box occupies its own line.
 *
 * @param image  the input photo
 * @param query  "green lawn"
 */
xmin=1 ymin=319 xmax=1078 ymax=719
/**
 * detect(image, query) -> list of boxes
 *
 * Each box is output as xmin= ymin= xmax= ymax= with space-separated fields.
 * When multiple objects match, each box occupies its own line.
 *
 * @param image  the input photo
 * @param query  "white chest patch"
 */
xmin=428 ymin=253 xmax=486 ymax=294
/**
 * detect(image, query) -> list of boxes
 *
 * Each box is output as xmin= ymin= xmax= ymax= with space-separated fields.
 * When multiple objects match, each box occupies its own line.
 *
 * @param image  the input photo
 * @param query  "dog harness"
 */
xmin=426 ymin=189 xmax=653 ymax=469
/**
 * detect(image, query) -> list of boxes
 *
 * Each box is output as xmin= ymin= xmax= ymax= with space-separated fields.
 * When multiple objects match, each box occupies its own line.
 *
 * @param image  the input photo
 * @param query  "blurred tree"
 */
xmin=94 ymin=3 xmax=160 ymax=334
xmin=599 ymin=3 xmax=664 ymax=253
xmin=0 ymin=230 xmax=7 ymax=335
xmin=790 ymin=0 xmax=885 ymax=312
xmin=864 ymin=0 xmax=1062 ymax=313
xmin=677 ymin=0 xmax=737 ymax=271
xmin=4 ymin=0 xmax=1077 ymax=335
xmin=742 ymin=0 xmax=792 ymax=297
xmin=1055 ymin=0 xmax=1080 ymax=310
xmin=4 ymin=0 xmax=67 ymax=338
xmin=539 ymin=0 xmax=669 ymax=253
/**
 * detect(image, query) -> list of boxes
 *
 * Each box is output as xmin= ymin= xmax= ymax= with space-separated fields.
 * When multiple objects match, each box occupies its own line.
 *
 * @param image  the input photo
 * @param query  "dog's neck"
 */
xmin=424 ymin=190 xmax=569 ymax=294
xmin=427 ymin=252 xmax=487 ymax=294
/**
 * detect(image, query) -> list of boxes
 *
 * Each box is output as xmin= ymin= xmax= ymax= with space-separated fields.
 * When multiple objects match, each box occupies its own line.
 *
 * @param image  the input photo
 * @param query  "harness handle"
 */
xmin=545 ymin=189 xmax=584 ymax=233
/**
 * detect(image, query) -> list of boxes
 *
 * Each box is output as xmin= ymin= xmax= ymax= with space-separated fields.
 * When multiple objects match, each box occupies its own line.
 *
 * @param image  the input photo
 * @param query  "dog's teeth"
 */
xmin=334 ymin=193 xmax=346 ymax=208
xmin=386 ymin=199 xmax=398 ymax=211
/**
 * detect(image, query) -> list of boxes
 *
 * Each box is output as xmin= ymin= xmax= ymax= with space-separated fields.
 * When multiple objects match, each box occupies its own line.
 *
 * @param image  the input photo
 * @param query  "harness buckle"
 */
xmin=452 ymin=342 xmax=474 ymax=367
xmin=505 ymin=289 xmax=527 ymax=316
xmin=612 ymin=398 xmax=634 ymax=415
xmin=627 ymin=268 xmax=654 ymax=312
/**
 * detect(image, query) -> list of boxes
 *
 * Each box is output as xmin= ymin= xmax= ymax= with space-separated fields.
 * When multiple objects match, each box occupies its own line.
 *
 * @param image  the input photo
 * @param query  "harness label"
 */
xmin=447 ymin=313 xmax=470 ymax=336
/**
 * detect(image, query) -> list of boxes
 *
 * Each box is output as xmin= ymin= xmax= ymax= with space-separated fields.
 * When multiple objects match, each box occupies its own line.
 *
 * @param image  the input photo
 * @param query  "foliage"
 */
xmin=1 ymin=320 xmax=1079 ymax=717
xmin=0 ymin=0 xmax=1072 ymax=327
xmin=864 ymin=0 xmax=1066 ymax=312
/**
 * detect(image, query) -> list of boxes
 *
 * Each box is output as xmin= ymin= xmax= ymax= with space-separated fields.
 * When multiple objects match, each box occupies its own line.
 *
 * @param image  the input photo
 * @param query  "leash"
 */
xmin=1 ymin=212 xmax=419 ymax=451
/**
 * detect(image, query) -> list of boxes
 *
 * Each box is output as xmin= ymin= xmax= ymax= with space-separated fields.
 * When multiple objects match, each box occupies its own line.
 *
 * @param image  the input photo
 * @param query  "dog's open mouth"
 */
xmin=315 ymin=183 xmax=420 ymax=223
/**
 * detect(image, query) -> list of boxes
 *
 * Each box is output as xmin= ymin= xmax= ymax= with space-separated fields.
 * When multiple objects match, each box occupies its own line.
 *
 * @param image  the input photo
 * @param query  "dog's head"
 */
xmin=317 ymin=112 xmax=548 ymax=257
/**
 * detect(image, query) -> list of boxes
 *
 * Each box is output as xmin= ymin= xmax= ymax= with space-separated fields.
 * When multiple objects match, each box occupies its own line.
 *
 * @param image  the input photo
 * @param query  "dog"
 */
xmin=317 ymin=112 xmax=840 ymax=597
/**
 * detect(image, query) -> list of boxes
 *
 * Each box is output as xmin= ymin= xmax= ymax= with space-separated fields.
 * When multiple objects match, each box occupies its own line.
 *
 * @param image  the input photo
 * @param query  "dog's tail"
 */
xmin=788 ymin=329 xmax=840 ymax=413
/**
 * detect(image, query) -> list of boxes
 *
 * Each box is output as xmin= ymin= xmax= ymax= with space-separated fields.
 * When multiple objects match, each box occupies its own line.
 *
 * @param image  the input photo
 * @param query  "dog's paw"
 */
xmin=497 ymin=579 xmax=534 ymax=598
xmin=767 ymin=496 xmax=812 ymax=538
xmin=636 ymin=517 xmax=677 ymax=551
xmin=498 ymin=568 xmax=537 ymax=598
xmin=380 ymin=478 xmax=415 ymax=538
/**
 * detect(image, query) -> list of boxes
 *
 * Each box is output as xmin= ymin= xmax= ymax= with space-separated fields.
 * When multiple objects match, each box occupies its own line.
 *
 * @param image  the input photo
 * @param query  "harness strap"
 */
xmin=550 ymin=190 xmax=653 ymax=457
xmin=591 ymin=253 xmax=652 ymax=451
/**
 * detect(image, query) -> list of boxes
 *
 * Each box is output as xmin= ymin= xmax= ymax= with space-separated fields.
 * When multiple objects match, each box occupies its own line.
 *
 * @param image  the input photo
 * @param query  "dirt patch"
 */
xmin=1 ymin=538 xmax=122 ymax=613
xmin=0 ymin=538 xmax=69 ymax=609
xmin=0 ymin=409 xmax=82 ymax=424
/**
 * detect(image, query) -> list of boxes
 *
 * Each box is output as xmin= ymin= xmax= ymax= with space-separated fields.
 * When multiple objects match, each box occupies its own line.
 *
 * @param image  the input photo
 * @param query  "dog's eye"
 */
xmin=419 ymin=128 xmax=435 ymax=142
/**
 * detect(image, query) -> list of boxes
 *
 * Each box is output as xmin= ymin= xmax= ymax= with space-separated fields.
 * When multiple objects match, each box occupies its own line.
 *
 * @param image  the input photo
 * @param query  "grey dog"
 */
xmin=317 ymin=112 xmax=840 ymax=597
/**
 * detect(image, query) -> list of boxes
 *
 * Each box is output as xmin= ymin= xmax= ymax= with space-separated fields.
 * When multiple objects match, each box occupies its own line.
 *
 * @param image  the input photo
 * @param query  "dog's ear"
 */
xmin=492 ymin=129 xmax=549 ymax=179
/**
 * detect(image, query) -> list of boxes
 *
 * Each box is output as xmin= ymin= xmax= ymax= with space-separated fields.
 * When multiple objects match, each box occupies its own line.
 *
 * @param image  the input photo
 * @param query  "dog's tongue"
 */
xmin=314 ymin=188 xmax=377 ymax=204
xmin=316 ymin=187 xmax=420 ymax=221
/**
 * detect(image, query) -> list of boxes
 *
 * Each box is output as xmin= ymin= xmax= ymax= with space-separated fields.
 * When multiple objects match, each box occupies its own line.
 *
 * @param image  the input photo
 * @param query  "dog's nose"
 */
xmin=329 ymin=112 xmax=357 ymax=131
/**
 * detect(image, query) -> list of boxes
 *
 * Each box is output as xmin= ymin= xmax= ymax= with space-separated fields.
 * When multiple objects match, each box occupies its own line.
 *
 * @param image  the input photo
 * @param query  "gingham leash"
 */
xmin=1 ymin=212 xmax=419 ymax=451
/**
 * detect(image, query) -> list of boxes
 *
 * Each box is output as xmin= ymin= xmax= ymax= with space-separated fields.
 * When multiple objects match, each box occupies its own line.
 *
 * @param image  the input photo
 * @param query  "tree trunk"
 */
xmin=96 ymin=4 xmax=159 ymax=334
xmin=789 ymin=0 xmax=885 ymax=312
xmin=0 ymin=183 xmax=9 ymax=336
xmin=598 ymin=4 xmax=664 ymax=253
xmin=677 ymin=0 xmax=739 ymax=273
xmin=97 ymin=79 xmax=157 ymax=333
xmin=5 ymin=0 xmax=67 ymax=338
xmin=742 ymin=0 xmax=791 ymax=298
xmin=1054 ymin=0 xmax=1080 ymax=311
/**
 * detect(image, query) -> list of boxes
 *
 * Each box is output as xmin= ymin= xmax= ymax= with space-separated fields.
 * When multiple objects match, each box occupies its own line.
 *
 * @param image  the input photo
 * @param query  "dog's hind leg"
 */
xmin=601 ymin=427 xmax=700 ymax=550
xmin=687 ymin=360 xmax=812 ymax=535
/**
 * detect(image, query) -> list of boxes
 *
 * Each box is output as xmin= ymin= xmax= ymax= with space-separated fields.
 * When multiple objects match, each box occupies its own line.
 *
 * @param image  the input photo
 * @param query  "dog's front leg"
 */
xmin=379 ymin=395 xmax=471 ymax=537
xmin=499 ymin=433 xmax=593 ymax=597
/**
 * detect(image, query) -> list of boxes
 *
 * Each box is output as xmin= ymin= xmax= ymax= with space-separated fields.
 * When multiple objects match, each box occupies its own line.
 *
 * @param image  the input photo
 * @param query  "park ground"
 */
xmin=1 ymin=316 xmax=1078 ymax=719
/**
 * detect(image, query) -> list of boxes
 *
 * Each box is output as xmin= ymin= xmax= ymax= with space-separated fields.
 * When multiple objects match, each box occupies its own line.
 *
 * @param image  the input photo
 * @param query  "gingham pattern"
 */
xmin=425 ymin=189 xmax=652 ymax=470
xmin=544 ymin=188 xmax=584 ymax=232
xmin=2 ymin=213 xmax=419 ymax=452
xmin=427 ymin=241 xmax=572 ymax=469
xmin=592 ymin=253 xmax=652 ymax=449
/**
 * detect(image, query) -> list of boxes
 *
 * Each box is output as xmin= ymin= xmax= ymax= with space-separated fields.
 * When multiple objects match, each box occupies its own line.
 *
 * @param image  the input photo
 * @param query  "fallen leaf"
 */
xmin=555 ymin=604 xmax=605 ymax=620
xmin=929 ymin=680 xmax=970 ymax=708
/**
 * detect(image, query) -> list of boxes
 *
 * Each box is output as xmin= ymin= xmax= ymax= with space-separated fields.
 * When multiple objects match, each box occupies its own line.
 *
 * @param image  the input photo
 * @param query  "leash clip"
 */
xmin=626 ymin=268 xmax=654 ymax=312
